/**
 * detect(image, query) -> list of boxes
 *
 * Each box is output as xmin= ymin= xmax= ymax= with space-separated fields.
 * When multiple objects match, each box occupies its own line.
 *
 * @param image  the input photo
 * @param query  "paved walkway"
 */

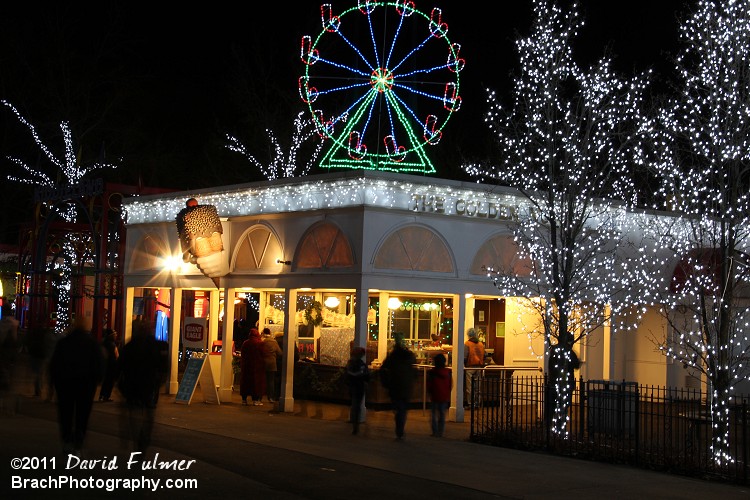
xmin=2 ymin=361 xmax=749 ymax=499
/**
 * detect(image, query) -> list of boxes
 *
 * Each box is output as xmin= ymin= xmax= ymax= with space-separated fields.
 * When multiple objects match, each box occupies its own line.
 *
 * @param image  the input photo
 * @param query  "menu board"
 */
xmin=175 ymin=356 xmax=206 ymax=404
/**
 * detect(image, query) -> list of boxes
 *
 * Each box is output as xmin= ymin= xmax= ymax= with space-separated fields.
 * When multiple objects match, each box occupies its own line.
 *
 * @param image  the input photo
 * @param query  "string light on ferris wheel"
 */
xmin=299 ymin=1 xmax=464 ymax=174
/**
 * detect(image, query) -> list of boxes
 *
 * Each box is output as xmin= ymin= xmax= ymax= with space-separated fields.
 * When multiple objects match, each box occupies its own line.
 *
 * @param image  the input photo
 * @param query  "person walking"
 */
xmin=0 ymin=304 xmax=20 ymax=413
xmin=345 ymin=346 xmax=369 ymax=435
xmin=426 ymin=353 xmax=451 ymax=437
xmin=261 ymin=328 xmax=282 ymax=403
xmin=117 ymin=323 xmax=168 ymax=453
xmin=379 ymin=332 xmax=416 ymax=440
xmin=26 ymin=326 xmax=50 ymax=397
xmin=240 ymin=328 xmax=266 ymax=406
xmin=48 ymin=318 xmax=103 ymax=456
xmin=98 ymin=329 xmax=119 ymax=402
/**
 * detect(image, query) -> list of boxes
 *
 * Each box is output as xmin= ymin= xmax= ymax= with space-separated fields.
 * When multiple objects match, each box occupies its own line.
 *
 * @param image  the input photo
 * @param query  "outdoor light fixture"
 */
xmin=277 ymin=259 xmax=292 ymax=265
xmin=162 ymin=255 xmax=185 ymax=272
xmin=387 ymin=297 xmax=402 ymax=310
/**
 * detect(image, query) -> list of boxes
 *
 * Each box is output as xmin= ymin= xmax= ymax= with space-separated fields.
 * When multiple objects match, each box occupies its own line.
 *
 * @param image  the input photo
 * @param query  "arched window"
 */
xmin=234 ymin=225 xmax=283 ymax=271
xmin=470 ymin=234 xmax=532 ymax=276
xmin=374 ymin=225 xmax=453 ymax=273
xmin=296 ymin=222 xmax=354 ymax=269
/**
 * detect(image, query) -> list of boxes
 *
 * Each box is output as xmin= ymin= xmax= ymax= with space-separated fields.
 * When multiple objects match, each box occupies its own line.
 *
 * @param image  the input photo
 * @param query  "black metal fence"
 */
xmin=468 ymin=373 xmax=750 ymax=484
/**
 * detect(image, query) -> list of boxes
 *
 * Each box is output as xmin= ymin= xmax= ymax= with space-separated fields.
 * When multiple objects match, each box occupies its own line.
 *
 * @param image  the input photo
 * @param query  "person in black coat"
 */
xmin=49 ymin=319 xmax=103 ymax=456
xmin=98 ymin=329 xmax=119 ymax=402
xmin=345 ymin=346 xmax=369 ymax=435
xmin=379 ymin=333 xmax=417 ymax=440
xmin=118 ymin=324 xmax=168 ymax=452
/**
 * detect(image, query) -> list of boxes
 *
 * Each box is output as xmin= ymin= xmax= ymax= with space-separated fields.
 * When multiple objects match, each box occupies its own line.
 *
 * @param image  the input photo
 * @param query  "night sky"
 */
xmin=0 ymin=1 xmax=686 ymax=244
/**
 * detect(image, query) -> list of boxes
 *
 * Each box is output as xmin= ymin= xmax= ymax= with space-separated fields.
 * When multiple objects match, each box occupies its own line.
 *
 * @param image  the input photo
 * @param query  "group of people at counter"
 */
xmin=234 ymin=321 xmax=298 ymax=406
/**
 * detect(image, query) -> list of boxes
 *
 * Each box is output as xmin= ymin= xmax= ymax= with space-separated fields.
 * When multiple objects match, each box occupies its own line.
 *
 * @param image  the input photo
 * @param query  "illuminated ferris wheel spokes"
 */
xmin=300 ymin=1 xmax=464 ymax=173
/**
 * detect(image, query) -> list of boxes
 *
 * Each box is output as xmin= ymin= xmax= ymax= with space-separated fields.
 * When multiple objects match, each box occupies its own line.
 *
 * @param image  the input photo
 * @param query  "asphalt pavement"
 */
xmin=1 ymin=361 xmax=749 ymax=499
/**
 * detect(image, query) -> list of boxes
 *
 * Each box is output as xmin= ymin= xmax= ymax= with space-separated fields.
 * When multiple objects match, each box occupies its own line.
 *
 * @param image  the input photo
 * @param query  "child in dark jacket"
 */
xmin=346 ymin=347 xmax=369 ymax=435
xmin=426 ymin=353 xmax=451 ymax=437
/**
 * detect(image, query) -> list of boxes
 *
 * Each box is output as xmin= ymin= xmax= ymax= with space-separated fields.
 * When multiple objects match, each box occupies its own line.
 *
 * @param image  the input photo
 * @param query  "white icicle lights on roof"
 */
xmin=123 ymin=174 xmax=529 ymax=224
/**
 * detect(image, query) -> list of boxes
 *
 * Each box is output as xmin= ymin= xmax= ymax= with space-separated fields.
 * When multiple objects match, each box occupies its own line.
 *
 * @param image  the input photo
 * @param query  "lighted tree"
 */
xmin=2 ymin=100 xmax=119 ymax=332
xmin=463 ymin=0 xmax=649 ymax=434
xmin=637 ymin=0 xmax=750 ymax=465
xmin=226 ymin=111 xmax=324 ymax=181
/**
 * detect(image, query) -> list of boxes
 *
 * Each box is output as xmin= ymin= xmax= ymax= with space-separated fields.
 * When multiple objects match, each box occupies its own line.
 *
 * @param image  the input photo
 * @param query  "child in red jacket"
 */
xmin=426 ymin=353 xmax=452 ymax=437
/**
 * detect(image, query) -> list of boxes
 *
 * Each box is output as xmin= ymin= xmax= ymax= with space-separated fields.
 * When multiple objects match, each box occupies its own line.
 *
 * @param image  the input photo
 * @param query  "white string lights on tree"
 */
xmin=635 ymin=0 xmax=750 ymax=466
xmin=2 ymin=100 xmax=119 ymax=333
xmin=462 ymin=0 xmax=651 ymax=436
xmin=226 ymin=111 xmax=324 ymax=181
xmin=1 ymin=100 xmax=119 ymax=188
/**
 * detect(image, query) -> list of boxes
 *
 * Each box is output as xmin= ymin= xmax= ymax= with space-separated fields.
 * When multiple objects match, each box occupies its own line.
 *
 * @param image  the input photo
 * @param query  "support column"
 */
xmin=220 ymin=287 xmax=236 ymax=402
xmin=168 ymin=287 xmax=183 ymax=395
xmin=449 ymin=293 xmax=467 ymax=422
xmin=465 ymin=296 xmax=476 ymax=335
xmin=258 ymin=291 xmax=268 ymax=328
xmin=208 ymin=288 xmax=220 ymax=349
xmin=354 ymin=288 xmax=368 ymax=348
xmin=354 ymin=288 xmax=369 ymax=422
xmin=123 ymin=287 xmax=135 ymax=345
xmin=377 ymin=291 xmax=389 ymax=363
xmin=279 ymin=288 xmax=298 ymax=413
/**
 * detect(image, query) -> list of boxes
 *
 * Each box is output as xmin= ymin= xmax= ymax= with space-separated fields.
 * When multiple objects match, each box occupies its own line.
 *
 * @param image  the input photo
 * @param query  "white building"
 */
xmin=121 ymin=170 xmax=689 ymax=421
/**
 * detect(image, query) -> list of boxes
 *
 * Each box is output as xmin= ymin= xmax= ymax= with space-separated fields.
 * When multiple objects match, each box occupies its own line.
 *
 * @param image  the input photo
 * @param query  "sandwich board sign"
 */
xmin=175 ymin=354 xmax=220 ymax=405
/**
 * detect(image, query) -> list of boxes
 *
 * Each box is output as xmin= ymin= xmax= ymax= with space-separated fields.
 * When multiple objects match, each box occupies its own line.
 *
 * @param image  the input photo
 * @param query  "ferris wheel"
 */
xmin=299 ymin=1 xmax=464 ymax=174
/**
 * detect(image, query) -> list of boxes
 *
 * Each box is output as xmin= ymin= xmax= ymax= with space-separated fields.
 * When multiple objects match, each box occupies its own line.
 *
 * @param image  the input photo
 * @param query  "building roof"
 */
xmin=122 ymin=170 xmax=524 ymax=225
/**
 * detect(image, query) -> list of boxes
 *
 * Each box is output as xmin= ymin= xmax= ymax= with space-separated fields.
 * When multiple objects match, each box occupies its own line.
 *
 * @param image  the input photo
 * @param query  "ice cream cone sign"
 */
xmin=175 ymin=198 xmax=228 ymax=288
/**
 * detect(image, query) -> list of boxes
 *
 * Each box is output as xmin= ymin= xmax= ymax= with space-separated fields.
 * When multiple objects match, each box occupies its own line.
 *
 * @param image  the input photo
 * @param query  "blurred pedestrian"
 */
xmin=240 ymin=328 xmax=265 ymax=405
xmin=346 ymin=346 xmax=369 ymax=435
xmin=98 ymin=329 xmax=119 ymax=402
xmin=26 ymin=326 xmax=55 ymax=398
xmin=261 ymin=328 xmax=282 ymax=403
xmin=379 ymin=332 xmax=416 ymax=440
xmin=49 ymin=318 xmax=103 ymax=456
xmin=0 ymin=304 xmax=19 ymax=413
xmin=426 ymin=353 xmax=451 ymax=437
xmin=118 ymin=323 xmax=168 ymax=453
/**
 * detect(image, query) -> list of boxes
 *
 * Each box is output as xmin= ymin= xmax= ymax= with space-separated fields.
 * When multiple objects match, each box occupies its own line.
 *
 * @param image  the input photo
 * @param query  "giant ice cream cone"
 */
xmin=176 ymin=198 xmax=224 ymax=288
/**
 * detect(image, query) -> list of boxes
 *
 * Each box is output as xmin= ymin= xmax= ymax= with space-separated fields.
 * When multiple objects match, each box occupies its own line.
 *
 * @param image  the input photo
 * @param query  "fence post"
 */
xmin=544 ymin=373 xmax=550 ymax=448
xmin=743 ymin=399 xmax=747 ymax=484
xmin=578 ymin=375 xmax=585 ymax=437
xmin=469 ymin=372 xmax=475 ymax=437
xmin=634 ymin=382 xmax=640 ymax=465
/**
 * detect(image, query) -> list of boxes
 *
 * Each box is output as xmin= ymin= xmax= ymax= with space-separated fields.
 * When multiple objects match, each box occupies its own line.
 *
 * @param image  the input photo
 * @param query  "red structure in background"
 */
xmin=15 ymin=180 xmax=175 ymax=340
